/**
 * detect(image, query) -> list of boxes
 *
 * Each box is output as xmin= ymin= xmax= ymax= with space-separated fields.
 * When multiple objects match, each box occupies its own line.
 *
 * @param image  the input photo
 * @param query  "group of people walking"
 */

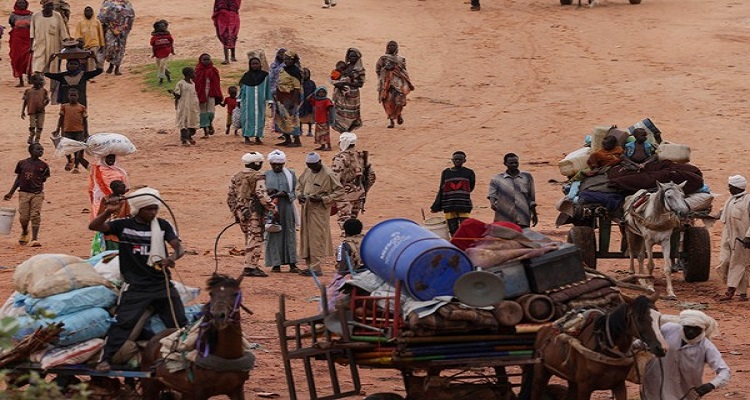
xmin=226 ymin=133 xmax=375 ymax=277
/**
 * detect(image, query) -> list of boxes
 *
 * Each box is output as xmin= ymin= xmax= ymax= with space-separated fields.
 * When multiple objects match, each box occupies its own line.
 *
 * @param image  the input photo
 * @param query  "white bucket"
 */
xmin=0 ymin=207 xmax=16 ymax=235
xmin=423 ymin=217 xmax=450 ymax=240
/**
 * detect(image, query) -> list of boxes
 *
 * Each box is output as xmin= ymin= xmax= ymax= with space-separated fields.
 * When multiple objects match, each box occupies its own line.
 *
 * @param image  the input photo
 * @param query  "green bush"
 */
xmin=131 ymin=58 xmax=244 ymax=95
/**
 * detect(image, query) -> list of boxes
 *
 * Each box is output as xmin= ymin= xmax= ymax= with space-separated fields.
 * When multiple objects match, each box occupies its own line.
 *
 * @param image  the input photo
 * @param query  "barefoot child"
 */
xmin=221 ymin=85 xmax=239 ymax=135
xmin=171 ymin=67 xmax=200 ymax=146
xmin=3 ymin=143 xmax=50 ymax=247
xmin=299 ymin=68 xmax=316 ymax=137
xmin=308 ymin=86 xmax=334 ymax=151
xmin=21 ymin=76 xmax=49 ymax=144
xmin=55 ymin=89 xmax=89 ymax=173
xmin=150 ymin=19 xmax=174 ymax=85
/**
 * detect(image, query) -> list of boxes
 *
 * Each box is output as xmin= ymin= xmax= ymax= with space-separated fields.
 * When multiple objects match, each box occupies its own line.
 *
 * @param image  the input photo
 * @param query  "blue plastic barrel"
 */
xmin=361 ymin=218 xmax=473 ymax=300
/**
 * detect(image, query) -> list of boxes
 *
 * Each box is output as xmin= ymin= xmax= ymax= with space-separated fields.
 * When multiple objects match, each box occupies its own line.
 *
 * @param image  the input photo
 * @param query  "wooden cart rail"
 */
xmin=7 ymin=362 xmax=153 ymax=379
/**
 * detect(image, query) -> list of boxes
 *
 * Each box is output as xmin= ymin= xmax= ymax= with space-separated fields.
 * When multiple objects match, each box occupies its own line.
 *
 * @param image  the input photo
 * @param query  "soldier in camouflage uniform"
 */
xmin=331 ymin=132 xmax=376 ymax=232
xmin=227 ymin=152 xmax=277 ymax=277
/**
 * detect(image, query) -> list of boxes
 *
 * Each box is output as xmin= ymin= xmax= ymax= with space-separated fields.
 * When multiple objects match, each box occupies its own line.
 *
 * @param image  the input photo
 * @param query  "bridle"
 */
xmin=197 ymin=289 xmax=243 ymax=357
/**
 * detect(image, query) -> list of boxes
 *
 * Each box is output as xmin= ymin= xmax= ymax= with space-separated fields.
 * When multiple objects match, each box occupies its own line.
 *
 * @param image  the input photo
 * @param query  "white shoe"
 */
xmin=330 ymin=0 xmax=337 ymax=6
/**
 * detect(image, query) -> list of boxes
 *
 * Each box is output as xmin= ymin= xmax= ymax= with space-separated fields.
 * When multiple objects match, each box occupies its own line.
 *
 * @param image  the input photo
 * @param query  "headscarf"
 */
xmin=679 ymin=310 xmax=718 ymax=344
xmin=282 ymin=50 xmax=303 ymax=81
xmin=313 ymin=86 xmax=328 ymax=100
xmin=14 ymin=1 xmax=33 ymax=15
xmin=239 ymin=57 xmax=269 ymax=87
xmin=344 ymin=48 xmax=365 ymax=74
xmin=386 ymin=40 xmax=398 ymax=55
xmin=194 ymin=54 xmax=223 ymax=103
xmin=267 ymin=149 xmax=287 ymax=164
xmin=306 ymin=152 xmax=321 ymax=164
xmin=127 ymin=187 xmax=166 ymax=267
xmin=728 ymin=175 xmax=746 ymax=190
xmin=338 ymin=132 xmax=357 ymax=152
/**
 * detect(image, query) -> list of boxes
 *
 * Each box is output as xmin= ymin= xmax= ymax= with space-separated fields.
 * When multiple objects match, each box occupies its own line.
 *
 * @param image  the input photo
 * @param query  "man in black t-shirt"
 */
xmin=89 ymin=187 xmax=187 ymax=371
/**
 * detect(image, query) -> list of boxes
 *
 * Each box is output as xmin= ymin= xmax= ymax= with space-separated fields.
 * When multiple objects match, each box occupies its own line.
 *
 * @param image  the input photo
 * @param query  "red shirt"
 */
xmin=224 ymin=96 xmax=238 ymax=115
xmin=309 ymin=97 xmax=333 ymax=124
xmin=150 ymin=33 xmax=174 ymax=59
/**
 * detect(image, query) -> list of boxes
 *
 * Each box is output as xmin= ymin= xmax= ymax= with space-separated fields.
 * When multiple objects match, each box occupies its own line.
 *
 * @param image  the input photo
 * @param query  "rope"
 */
xmin=213 ymin=221 xmax=239 ymax=275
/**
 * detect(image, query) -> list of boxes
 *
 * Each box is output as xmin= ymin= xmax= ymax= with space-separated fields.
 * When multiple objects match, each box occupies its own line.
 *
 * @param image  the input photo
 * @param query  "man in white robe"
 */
xmin=30 ymin=0 xmax=69 ymax=74
xmin=717 ymin=175 xmax=750 ymax=301
xmin=640 ymin=310 xmax=730 ymax=399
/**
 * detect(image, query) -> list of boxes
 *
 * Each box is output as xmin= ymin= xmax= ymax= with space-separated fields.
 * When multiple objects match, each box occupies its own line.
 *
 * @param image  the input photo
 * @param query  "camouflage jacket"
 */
xmin=331 ymin=149 xmax=376 ymax=200
xmin=227 ymin=170 xmax=276 ymax=221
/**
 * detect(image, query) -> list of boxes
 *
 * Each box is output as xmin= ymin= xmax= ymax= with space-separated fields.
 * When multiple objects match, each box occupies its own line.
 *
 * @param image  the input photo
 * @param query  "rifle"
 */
xmin=360 ymin=150 xmax=370 ymax=213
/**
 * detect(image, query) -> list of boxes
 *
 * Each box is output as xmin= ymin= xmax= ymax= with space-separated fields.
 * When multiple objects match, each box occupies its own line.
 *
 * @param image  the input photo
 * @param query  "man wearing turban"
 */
xmin=717 ymin=174 xmax=750 ymax=301
xmin=641 ymin=310 xmax=730 ymax=398
xmin=264 ymin=150 xmax=299 ymax=273
xmin=296 ymin=152 xmax=344 ymax=276
xmin=227 ymin=152 xmax=277 ymax=277
xmin=331 ymin=132 xmax=376 ymax=233
xmin=88 ymin=187 xmax=187 ymax=371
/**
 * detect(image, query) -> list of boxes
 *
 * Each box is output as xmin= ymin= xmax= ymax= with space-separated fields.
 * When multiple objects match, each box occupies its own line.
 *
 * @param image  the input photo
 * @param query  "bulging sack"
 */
xmin=24 ymin=285 xmax=118 ymax=317
xmin=657 ymin=143 xmax=691 ymax=163
xmin=558 ymin=147 xmax=591 ymax=177
xmin=14 ymin=254 xmax=114 ymax=297
xmin=40 ymin=338 xmax=104 ymax=369
xmin=15 ymin=307 xmax=113 ymax=346
xmin=85 ymin=133 xmax=137 ymax=158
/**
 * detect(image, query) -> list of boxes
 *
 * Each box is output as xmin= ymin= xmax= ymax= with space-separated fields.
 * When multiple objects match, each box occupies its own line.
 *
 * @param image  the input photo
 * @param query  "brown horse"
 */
xmin=531 ymin=295 xmax=668 ymax=400
xmin=141 ymin=274 xmax=253 ymax=400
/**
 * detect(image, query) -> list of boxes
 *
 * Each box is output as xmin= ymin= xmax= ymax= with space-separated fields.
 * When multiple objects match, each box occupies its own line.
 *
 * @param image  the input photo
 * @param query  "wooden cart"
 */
xmin=276 ymin=284 xmax=538 ymax=400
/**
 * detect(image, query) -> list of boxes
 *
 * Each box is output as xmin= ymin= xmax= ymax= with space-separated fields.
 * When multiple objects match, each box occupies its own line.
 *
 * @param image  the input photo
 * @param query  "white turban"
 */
xmin=728 ymin=175 xmax=747 ymax=190
xmin=339 ymin=132 xmax=358 ymax=152
xmin=128 ymin=187 xmax=161 ymax=217
xmin=242 ymin=152 xmax=264 ymax=165
xmin=679 ymin=310 xmax=718 ymax=344
xmin=267 ymin=149 xmax=287 ymax=164
xmin=127 ymin=187 xmax=167 ymax=267
xmin=306 ymin=152 xmax=321 ymax=164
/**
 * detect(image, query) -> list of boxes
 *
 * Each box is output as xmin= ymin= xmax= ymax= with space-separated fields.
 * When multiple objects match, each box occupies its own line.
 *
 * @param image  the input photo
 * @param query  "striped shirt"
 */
xmin=488 ymin=171 xmax=536 ymax=227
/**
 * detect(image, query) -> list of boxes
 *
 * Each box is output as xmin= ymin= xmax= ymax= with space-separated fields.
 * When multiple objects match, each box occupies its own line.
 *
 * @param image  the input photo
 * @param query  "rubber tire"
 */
xmin=683 ymin=226 xmax=711 ymax=282
xmin=629 ymin=0 xmax=642 ymax=3
xmin=364 ymin=394 xmax=406 ymax=400
xmin=560 ymin=0 xmax=573 ymax=4
xmin=567 ymin=226 xmax=597 ymax=269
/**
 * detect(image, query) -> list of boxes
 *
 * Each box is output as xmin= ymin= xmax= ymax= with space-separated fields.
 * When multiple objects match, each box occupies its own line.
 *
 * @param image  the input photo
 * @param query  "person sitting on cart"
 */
xmin=570 ymin=135 xmax=623 ymax=181
xmin=89 ymin=186 xmax=188 ymax=371
xmin=621 ymin=128 xmax=657 ymax=171
xmin=640 ymin=310 xmax=730 ymax=399
xmin=323 ymin=218 xmax=365 ymax=314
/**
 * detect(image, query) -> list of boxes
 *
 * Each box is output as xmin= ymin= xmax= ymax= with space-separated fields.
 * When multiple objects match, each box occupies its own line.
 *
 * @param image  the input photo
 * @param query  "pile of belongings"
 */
xmin=323 ymin=219 xmax=621 ymax=338
xmin=555 ymin=120 xmax=714 ymax=225
xmin=0 ymin=252 xmax=203 ymax=369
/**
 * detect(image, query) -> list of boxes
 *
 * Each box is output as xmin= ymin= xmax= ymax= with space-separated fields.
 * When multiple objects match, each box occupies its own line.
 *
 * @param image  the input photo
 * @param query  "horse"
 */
xmin=141 ymin=273 xmax=253 ymax=400
xmin=531 ymin=294 xmax=668 ymax=400
xmin=624 ymin=181 xmax=690 ymax=299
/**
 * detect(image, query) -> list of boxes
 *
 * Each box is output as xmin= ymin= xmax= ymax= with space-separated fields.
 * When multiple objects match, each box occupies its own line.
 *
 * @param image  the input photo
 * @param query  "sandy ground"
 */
xmin=2 ymin=0 xmax=750 ymax=398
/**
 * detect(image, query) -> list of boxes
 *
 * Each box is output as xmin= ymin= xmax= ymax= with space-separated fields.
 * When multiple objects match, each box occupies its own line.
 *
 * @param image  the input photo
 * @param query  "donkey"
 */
xmin=624 ymin=181 xmax=690 ymax=299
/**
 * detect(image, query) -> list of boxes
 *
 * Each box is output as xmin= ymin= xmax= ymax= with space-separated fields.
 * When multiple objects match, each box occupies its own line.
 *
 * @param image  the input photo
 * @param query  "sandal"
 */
xmin=28 ymin=240 xmax=42 ymax=247
xmin=242 ymin=267 xmax=268 ymax=277
xmin=271 ymin=266 xmax=282 ymax=273
xmin=739 ymin=295 xmax=749 ymax=302
xmin=18 ymin=233 xmax=30 ymax=245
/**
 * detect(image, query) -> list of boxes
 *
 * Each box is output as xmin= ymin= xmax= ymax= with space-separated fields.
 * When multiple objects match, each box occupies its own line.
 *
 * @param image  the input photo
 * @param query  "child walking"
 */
xmin=55 ymin=89 xmax=89 ymax=173
xmin=221 ymin=85 xmax=239 ymax=135
xmin=308 ymin=86 xmax=335 ymax=151
xmin=3 ymin=143 xmax=50 ymax=247
xmin=298 ymin=68 xmax=316 ymax=137
xmin=150 ymin=19 xmax=174 ymax=85
xmin=171 ymin=67 xmax=200 ymax=146
xmin=21 ymin=76 xmax=50 ymax=144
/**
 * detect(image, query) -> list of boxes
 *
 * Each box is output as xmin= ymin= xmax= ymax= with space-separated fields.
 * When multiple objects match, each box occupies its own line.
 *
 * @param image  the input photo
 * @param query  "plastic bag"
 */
xmin=93 ymin=256 xmax=122 ymax=287
xmin=172 ymin=281 xmax=200 ymax=304
xmin=53 ymin=136 xmax=87 ymax=157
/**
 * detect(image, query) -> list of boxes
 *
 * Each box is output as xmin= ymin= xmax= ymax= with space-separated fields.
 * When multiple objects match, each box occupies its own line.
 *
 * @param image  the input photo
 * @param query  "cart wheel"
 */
xmin=364 ymin=393 xmax=406 ymax=400
xmin=567 ymin=226 xmax=597 ymax=269
xmin=629 ymin=0 xmax=642 ymax=3
xmin=560 ymin=0 xmax=573 ymax=4
xmin=683 ymin=226 xmax=710 ymax=282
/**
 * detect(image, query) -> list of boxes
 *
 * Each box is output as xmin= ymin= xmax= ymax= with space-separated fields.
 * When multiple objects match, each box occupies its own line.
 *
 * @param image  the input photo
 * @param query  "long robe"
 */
xmin=717 ymin=192 xmax=750 ymax=291
xmin=30 ymin=11 xmax=69 ymax=73
xmin=641 ymin=323 xmax=730 ymax=399
xmin=9 ymin=11 xmax=33 ymax=78
xmin=174 ymin=79 xmax=200 ymax=129
xmin=375 ymin=53 xmax=412 ymax=120
xmin=98 ymin=0 xmax=135 ymax=66
xmin=264 ymin=169 xmax=298 ymax=267
xmin=296 ymin=166 xmax=343 ymax=260
xmin=239 ymin=77 xmax=272 ymax=138
xmin=212 ymin=0 xmax=241 ymax=49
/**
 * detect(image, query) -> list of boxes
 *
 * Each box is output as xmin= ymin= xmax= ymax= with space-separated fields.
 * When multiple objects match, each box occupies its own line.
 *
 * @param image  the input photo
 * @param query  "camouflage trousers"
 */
xmin=239 ymin=214 xmax=263 ymax=268
xmin=336 ymin=199 xmax=362 ymax=231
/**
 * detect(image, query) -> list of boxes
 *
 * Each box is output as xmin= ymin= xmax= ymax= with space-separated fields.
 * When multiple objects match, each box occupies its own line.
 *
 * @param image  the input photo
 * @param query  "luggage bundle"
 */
xmin=0 ymin=252 xmax=203 ymax=369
